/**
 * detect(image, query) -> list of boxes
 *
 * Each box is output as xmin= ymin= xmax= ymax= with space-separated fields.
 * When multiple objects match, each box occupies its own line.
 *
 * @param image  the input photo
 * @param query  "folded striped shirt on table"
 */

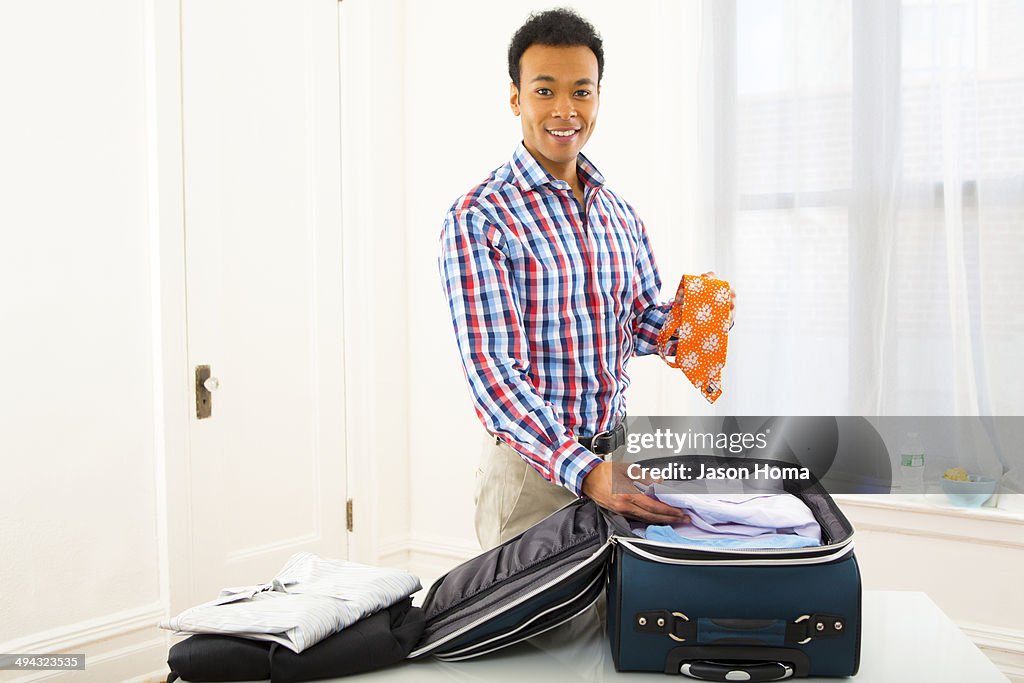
xmin=158 ymin=552 xmax=421 ymax=653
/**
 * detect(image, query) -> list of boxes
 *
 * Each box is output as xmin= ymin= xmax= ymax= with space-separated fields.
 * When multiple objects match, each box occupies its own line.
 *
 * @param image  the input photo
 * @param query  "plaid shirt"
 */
xmin=439 ymin=143 xmax=671 ymax=495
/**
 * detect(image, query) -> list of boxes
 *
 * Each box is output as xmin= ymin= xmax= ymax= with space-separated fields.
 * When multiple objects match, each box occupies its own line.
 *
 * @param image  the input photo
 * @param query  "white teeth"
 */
xmin=549 ymin=129 xmax=577 ymax=137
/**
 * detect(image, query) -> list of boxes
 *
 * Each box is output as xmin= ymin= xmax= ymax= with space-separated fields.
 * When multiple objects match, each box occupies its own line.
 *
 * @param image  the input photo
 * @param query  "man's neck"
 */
xmin=524 ymin=144 xmax=582 ymax=190
xmin=543 ymin=160 xmax=578 ymax=187
xmin=522 ymin=145 xmax=587 ymax=208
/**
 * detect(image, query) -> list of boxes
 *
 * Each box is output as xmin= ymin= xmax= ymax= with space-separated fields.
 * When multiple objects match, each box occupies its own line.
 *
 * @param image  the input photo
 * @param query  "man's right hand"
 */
xmin=581 ymin=461 xmax=690 ymax=525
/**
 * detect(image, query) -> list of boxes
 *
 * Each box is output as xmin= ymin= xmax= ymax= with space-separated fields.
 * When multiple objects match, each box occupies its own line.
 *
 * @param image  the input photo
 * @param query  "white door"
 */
xmin=179 ymin=0 xmax=348 ymax=600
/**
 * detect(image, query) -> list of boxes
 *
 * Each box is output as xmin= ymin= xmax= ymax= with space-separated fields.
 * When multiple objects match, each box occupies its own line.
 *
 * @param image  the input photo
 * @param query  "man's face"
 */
xmin=510 ymin=44 xmax=600 ymax=175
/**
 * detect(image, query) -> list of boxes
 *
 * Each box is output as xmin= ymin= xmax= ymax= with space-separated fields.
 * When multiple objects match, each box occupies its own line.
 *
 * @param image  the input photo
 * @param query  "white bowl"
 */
xmin=941 ymin=477 xmax=997 ymax=508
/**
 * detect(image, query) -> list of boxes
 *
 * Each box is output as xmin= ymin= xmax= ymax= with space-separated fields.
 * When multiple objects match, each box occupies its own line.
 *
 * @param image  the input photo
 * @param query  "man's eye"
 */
xmin=536 ymin=88 xmax=552 ymax=96
xmin=574 ymin=90 xmax=591 ymax=97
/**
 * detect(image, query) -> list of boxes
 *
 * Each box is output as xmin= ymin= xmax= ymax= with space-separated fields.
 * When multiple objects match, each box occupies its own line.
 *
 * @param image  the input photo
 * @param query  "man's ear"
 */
xmin=509 ymin=82 xmax=520 ymax=116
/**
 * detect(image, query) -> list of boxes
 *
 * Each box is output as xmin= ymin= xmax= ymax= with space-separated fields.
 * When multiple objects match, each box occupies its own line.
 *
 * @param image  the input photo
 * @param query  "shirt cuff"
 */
xmin=551 ymin=440 xmax=605 ymax=497
xmin=631 ymin=302 xmax=673 ymax=356
xmin=653 ymin=301 xmax=674 ymax=324
xmin=645 ymin=303 xmax=674 ymax=338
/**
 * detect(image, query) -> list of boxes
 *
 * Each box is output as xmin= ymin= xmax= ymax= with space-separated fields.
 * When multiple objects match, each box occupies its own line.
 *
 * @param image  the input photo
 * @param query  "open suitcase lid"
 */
xmin=409 ymin=455 xmax=855 ymax=661
xmin=408 ymin=497 xmax=628 ymax=660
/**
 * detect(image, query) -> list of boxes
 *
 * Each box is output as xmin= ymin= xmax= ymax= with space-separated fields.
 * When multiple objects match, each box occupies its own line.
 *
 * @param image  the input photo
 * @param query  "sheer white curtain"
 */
xmin=698 ymin=0 xmax=1024 ymax=416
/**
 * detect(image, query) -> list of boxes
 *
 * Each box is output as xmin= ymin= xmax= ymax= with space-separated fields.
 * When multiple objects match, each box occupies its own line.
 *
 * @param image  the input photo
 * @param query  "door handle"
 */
xmin=195 ymin=365 xmax=219 ymax=419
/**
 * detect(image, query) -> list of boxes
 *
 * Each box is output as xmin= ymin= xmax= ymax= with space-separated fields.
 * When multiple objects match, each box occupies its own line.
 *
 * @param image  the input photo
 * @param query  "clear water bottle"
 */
xmin=900 ymin=432 xmax=926 ymax=493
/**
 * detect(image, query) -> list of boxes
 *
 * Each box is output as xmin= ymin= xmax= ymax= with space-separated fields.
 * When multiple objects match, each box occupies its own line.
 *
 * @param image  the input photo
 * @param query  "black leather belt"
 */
xmin=578 ymin=422 xmax=626 ymax=455
xmin=491 ymin=422 xmax=626 ymax=456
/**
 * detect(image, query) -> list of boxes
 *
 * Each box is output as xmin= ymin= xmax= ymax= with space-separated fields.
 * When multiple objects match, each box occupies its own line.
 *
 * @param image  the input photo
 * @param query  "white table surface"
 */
xmin=181 ymin=591 xmax=1008 ymax=682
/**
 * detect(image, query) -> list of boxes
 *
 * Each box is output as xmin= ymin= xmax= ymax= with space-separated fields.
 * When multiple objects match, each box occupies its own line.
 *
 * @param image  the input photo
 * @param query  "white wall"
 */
xmin=0 ymin=1 xmax=168 ymax=680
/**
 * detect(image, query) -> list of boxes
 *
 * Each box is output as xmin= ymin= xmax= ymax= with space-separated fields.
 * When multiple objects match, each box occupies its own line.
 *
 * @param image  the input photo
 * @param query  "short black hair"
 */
xmin=507 ymin=8 xmax=604 ymax=88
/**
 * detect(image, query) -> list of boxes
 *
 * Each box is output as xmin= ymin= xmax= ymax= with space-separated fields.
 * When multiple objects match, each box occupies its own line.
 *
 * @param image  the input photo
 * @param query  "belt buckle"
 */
xmin=591 ymin=428 xmax=615 ymax=455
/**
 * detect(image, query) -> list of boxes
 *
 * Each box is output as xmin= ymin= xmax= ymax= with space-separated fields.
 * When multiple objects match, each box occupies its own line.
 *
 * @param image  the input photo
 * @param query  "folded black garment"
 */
xmin=166 ymin=598 xmax=424 ymax=683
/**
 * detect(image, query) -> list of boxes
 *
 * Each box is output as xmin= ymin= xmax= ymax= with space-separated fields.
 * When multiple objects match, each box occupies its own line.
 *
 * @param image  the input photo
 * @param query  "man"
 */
xmin=439 ymin=9 xmax=732 ymax=550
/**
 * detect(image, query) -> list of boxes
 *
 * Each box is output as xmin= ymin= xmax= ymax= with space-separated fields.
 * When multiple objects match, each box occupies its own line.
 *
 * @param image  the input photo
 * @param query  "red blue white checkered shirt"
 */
xmin=439 ymin=143 xmax=672 ymax=496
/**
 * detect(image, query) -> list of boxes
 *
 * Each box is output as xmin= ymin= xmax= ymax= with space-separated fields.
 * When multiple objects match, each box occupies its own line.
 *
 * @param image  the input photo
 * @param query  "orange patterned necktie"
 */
xmin=657 ymin=274 xmax=732 ymax=404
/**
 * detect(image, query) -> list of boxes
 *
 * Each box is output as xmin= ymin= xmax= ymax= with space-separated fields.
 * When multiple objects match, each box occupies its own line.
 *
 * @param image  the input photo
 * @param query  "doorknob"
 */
xmin=195 ymin=365 xmax=218 ymax=419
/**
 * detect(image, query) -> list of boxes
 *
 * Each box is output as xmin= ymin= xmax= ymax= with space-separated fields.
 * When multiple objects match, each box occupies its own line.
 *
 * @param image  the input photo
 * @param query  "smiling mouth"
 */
xmin=547 ymin=129 xmax=579 ymax=139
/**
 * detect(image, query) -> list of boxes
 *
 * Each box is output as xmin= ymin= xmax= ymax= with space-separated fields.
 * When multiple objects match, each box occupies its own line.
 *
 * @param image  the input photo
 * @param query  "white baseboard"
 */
xmin=960 ymin=621 xmax=1024 ymax=681
xmin=4 ymin=637 xmax=168 ymax=683
xmin=0 ymin=603 xmax=169 ymax=683
xmin=0 ymin=602 xmax=165 ymax=655
xmin=376 ymin=538 xmax=411 ymax=568
xmin=380 ymin=534 xmax=478 ymax=574
xmin=405 ymin=536 xmax=479 ymax=570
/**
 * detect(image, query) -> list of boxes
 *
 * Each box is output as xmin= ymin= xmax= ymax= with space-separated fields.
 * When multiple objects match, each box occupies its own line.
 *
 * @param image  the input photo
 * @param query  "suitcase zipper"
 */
xmin=617 ymin=537 xmax=855 ymax=566
xmin=622 ymin=533 xmax=854 ymax=556
xmin=607 ymin=494 xmax=858 ymax=562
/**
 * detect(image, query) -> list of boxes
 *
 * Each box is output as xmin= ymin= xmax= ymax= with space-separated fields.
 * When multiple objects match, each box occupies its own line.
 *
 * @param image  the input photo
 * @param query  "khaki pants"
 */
xmin=473 ymin=435 xmax=577 ymax=550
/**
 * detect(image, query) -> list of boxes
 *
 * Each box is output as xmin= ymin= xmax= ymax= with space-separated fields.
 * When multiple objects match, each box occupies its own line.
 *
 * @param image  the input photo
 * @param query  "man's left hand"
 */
xmin=677 ymin=270 xmax=735 ymax=329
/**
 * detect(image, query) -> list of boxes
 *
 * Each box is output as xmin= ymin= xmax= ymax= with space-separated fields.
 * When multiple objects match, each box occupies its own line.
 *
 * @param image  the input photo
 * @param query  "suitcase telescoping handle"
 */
xmin=679 ymin=660 xmax=793 ymax=682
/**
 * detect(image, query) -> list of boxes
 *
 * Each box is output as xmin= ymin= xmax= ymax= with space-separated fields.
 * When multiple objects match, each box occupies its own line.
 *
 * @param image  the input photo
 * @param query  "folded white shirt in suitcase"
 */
xmin=159 ymin=552 xmax=421 ymax=653
xmin=634 ymin=484 xmax=822 ymax=547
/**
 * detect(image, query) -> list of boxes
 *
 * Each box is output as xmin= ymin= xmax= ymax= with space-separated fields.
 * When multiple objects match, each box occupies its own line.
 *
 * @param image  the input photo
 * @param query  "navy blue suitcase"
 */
xmin=413 ymin=455 xmax=861 ymax=680
xmin=607 ymin=456 xmax=861 ymax=679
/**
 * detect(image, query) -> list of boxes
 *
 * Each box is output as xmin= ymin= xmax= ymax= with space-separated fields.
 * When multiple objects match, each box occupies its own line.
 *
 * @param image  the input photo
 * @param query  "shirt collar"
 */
xmin=509 ymin=142 xmax=606 ymax=193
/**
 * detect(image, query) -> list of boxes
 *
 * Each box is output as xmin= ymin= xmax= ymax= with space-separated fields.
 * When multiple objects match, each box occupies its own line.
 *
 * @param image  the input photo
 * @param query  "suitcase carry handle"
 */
xmin=679 ymin=660 xmax=793 ymax=682
xmin=665 ymin=646 xmax=810 ymax=679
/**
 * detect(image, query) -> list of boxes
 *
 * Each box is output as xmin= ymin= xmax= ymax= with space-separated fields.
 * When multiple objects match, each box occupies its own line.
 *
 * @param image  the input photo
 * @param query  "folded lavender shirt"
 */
xmin=632 ymin=484 xmax=822 ymax=549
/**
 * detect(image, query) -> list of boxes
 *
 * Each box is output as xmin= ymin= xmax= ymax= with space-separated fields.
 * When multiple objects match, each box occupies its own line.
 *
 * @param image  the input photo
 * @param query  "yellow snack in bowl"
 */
xmin=943 ymin=467 xmax=970 ymax=482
